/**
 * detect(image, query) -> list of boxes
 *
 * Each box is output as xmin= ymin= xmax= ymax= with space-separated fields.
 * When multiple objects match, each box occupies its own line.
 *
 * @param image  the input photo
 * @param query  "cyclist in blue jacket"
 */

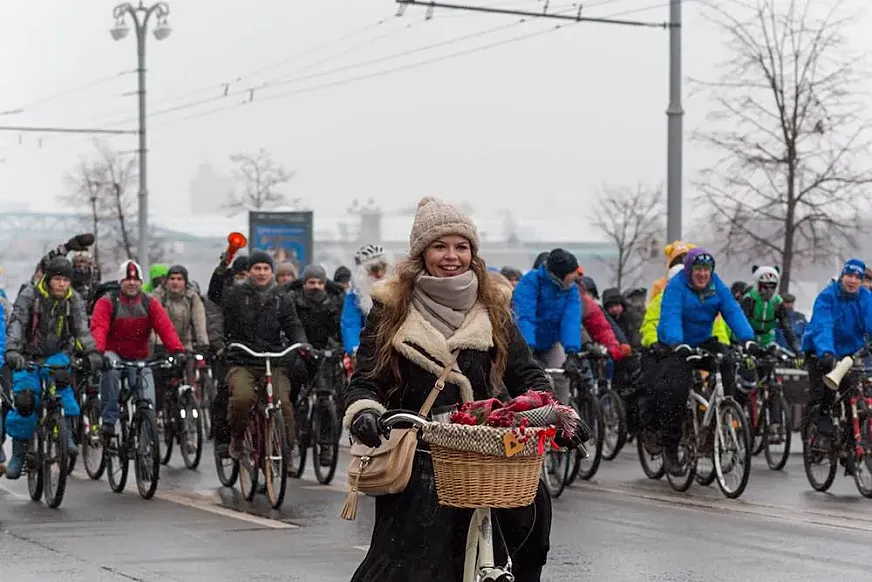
xmin=651 ymin=248 xmax=758 ymax=474
xmin=341 ymin=244 xmax=390 ymax=356
xmin=512 ymin=248 xmax=582 ymax=403
xmin=0 ymin=298 xmax=6 ymax=473
xmin=801 ymin=258 xmax=872 ymax=437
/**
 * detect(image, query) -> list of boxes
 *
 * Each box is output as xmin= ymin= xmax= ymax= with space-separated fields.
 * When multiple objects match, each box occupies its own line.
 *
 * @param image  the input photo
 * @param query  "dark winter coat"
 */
xmin=343 ymin=282 xmax=552 ymax=582
xmin=203 ymin=295 xmax=225 ymax=352
xmin=217 ymin=279 xmax=307 ymax=367
xmin=602 ymin=287 xmax=642 ymax=349
xmin=282 ymin=279 xmax=344 ymax=350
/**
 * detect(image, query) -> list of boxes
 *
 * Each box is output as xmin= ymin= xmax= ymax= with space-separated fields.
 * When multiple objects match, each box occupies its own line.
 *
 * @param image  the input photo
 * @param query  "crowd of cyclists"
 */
xmin=3 ymin=200 xmax=872 ymax=580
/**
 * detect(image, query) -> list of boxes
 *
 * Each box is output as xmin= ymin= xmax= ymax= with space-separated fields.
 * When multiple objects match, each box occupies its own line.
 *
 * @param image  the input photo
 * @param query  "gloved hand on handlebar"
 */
xmin=743 ymin=341 xmax=762 ymax=357
xmin=554 ymin=419 xmax=592 ymax=449
xmin=673 ymin=344 xmax=693 ymax=358
xmin=562 ymin=352 xmax=582 ymax=377
xmin=818 ymin=352 xmax=836 ymax=373
xmin=5 ymin=350 xmax=25 ymax=371
xmin=350 ymin=409 xmax=385 ymax=448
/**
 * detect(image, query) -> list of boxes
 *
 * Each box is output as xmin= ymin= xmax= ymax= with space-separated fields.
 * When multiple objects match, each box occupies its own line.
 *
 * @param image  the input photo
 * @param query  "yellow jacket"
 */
xmin=640 ymin=291 xmax=730 ymax=347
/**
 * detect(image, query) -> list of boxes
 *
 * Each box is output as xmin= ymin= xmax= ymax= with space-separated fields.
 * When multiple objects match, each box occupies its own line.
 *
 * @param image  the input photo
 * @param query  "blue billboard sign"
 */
xmin=248 ymin=211 xmax=314 ymax=270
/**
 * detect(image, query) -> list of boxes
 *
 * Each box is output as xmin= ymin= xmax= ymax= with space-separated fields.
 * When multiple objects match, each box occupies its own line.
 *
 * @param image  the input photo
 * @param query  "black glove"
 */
xmin=194 ymin=344 xmax=209 ymax=357
xmin=86 ymin=351 xmax=104 ymax=372
xmin=350 ymin=409 xmax=385 ymax=448
xmin=818 ymin=353 xmax=836 ymax=373
xmin=744 ymin=341 xmax=762 ymax=357
xmin=554 ymin=420 xmax=592 ymax=449
xmin=562 ymin=352 xmax=582 ymax=377
xmin=5 ymin=350 xmax=25 ymax=371
xmin=172 ymin=351 xmax=189 ymax=366
xmin=673 ymin=344 xmax=693 ymax=358
xmin=65 ymin=233 xmax=95 ymax=252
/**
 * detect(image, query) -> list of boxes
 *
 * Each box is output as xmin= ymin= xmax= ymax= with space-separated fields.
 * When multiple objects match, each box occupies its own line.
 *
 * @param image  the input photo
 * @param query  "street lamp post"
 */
xmin=110 ymin=1 xmax=171 ymax=275
xmin=87 ymin=180 xmax=101 ymax=270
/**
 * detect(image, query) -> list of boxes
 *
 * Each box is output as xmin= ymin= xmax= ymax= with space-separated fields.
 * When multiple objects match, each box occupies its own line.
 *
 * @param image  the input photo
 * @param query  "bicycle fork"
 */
xmin=464 ymin=507 xmax=513 ymax=582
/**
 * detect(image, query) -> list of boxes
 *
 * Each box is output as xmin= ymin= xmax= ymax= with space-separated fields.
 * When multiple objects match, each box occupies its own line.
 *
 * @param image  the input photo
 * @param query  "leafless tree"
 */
xmin=225 ymin=149 xmax=294 ymax=216
xmin=693 ymin=0 xmax=872 ymax=292
xmin=592 ymin=184 xmax=664 ymax=289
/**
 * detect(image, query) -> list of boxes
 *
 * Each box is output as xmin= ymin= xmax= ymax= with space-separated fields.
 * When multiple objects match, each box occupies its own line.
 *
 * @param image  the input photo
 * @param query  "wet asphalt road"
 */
xmin=3 ymin=436 xmax=872 ymax=581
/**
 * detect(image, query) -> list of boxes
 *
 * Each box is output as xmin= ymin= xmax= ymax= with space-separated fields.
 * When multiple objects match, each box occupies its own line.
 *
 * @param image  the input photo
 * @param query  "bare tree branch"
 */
xmin=692 ymin=0 xmax=872 ymax=292
xmin=225 ymin=148 xmax=294 ymax=216
xmin=592 ymin=184 xmax=664 ymax=289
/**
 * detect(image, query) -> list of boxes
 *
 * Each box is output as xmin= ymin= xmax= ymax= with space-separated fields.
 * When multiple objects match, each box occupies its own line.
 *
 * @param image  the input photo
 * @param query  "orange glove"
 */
xmin=619 ymin=344 xmax=633 ymax=358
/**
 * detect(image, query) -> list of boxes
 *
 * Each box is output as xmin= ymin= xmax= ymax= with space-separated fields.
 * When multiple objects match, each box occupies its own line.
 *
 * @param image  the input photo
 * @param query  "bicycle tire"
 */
xmin=666 ymin=410 xmax=697 ymax=492
xmin=575 ymin=394 xmax=604 ymax=481
xmin=82 ymin=397 xmax=106 ymax=480
xmin=134 ymin=409 xmax=161 ymax=500
xmin=238 ymin=421 xmax=259 ymax=501
xmin=852 ymin=407 xmax=872 ymax=498
xmin=200 ymin=374 xmax=215 ymax=441
xmin=695 ymin=452 xmax=716 ymax=486
xmin=214 ymin=448 xmax=239 ymax=487
xmin=264 ymin=410 xmax=289 ymax=509
xmin=801 ymin=405 xmax=837 ymax=492
xmin=160 ymin=399 xmax=174 ymax=466
xmin=541 ymin=448 xmax=571 ymax=498
xmin=746 ymin=394 xmax=765 ymax=457
xmin=179 ymin=393 xmax=204 ymax=470
xmin=636 ymin=435 xmax=665 ymax=480
xmin=311 ymin=399 xmax=340 ymax=485
xmin=107 ymin=418 xmax=129 ymax=494
xmin=714 ymin=399 xmax=751 ymax=499
xmin=43 ymin=412 xmax=70 ymax=509
xmin=600 ymin=389 xmax=627 ymax=461
xmin=288 ymin=399 xmax=309 ymax=479
xmin=764 ymin=395 xmax=791 ymax=471
xmin=27 ymin=432 xmax=44 ymax=502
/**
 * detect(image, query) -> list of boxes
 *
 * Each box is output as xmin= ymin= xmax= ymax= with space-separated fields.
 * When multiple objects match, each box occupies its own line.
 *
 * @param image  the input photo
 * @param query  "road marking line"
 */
xmin=352 ymin=545 xmax=370 ymax=552
xmin=0 ymin=483 xmax=28 ymax=500
xmin=155 ymin=491 xmax=299 ymax=529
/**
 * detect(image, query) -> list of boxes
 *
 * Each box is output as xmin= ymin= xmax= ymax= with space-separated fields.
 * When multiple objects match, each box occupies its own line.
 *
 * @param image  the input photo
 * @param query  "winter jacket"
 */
xmin=150 ymin=286 xmax=209 ymax=352
xmin=204 ymin=296 xmax=225 ymax=352
xmin=658 ymin=270 xmax=754 ymax=347
xmin=601 ymin=288 xmax=642 ymax=349
xmin=143 ymin=264 xmax=168 ymax=293
xmin=0 ymin=301 xmax=6 ymax=368
xmin=581 ymin=294 xmax=623 ymax=359
xmin=343 ymin=283 xmax=551 ymax=581
xmin=91 ymin=291 xmax=184 ymax=360
xmin=218 ymin=279 xmax=307 ymax=367
xmin=801 ymin=282 xmax=872 ymax=358
xmin=7 ymin=278 xmax=96 ymax=358
xmin=284 ymin=279 xmax=343 ymax=350
xmin=340 ymin=290 xmax=366 ymax=354
xmin=0 ymin=293 xmax=11 ymax=326
xmin=512 ymin=264 xmax=582 ymax=354
xmin=740 ymin=291 xmax=798 ymax=351
xmin=641 ymin=290 xmax=730 ymax=347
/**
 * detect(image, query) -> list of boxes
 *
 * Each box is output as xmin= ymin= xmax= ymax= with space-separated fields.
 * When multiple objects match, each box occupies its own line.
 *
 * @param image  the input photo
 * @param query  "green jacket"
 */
xmin=143 ymin=264 xmax=168 ymax=293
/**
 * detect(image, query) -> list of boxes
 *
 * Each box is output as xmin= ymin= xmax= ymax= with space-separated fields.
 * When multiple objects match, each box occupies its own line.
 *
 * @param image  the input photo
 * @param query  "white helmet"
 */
xmin=354 ymin=244 xmax=386 ymax=267
xmin=667 ymin=264 xmax=684 ymax=280
xmin=752 ymin=265 xmax=780 ymax=286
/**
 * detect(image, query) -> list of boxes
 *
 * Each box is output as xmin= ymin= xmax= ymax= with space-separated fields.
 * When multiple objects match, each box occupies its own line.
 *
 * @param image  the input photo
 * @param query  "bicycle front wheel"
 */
xmin=311 ymin=399 xmax=340 ymax=485
xmin=107 ymin=418 xmax=129 ymax=494
xmin=179 ymin=392 xmax=204 ymax=470
xmin=27 ymin=432 xmax=44 ymax=502
xmin=600 ymin=389 xmax=627 ymax=461
xmin=42 ymin=413 xmax=70 ymax=509
xmin=574 ymin=394 xmax=604 ymax=481
xmin=288 ymin=399 xmax=309 ymax=479
xmin=764 ymin=394 xmax=792 ymax=471
xmin=541 ymin=448 xmax=571 ymax=498
xmin=238 ymin=421 xmax=259 ymax=501
xmin=714 ymin=399 xmax=751 ymax=499
xmin=134 ymin=409 xmax=161 ymax=500
xmin=264 ymin=410 xmax=289 ymax=509
xmin=159 ymin=400 xmax=174 ymax=465
xmin=81 ymin=397 xmax=105 ymax=480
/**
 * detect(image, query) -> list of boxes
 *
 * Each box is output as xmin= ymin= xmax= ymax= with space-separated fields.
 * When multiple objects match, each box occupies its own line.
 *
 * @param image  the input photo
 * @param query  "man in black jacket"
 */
xmin=208 ymin=250 xmax=308 ymax=460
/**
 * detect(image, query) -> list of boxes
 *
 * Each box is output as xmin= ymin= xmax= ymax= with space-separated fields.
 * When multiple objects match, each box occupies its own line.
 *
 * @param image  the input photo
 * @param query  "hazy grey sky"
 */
xmin=1 ymin=0 xmax=870 ymax=239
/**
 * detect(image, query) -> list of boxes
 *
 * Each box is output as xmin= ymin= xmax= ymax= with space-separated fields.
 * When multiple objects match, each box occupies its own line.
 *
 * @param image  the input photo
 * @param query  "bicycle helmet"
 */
xmin=354 ymin=244 xmax=386 ymax=267
xmin=752 ymin=265 xmax=780 ymax=288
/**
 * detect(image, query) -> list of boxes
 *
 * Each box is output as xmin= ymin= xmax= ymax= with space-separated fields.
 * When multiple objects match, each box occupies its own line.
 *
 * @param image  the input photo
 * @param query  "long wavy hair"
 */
xmin=365 ymin=253 xmax=514 ymax=395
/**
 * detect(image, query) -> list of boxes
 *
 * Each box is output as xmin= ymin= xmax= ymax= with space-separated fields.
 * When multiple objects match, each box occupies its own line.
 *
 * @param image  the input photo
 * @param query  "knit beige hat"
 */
xmin=409 ymin=197 xmax=479 ymax=258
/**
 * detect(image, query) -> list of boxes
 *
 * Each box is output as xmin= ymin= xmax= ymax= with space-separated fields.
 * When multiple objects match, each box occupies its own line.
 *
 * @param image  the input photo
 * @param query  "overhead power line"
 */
xmin=0 ymin=70 xmax=134 ymax=117
xmin=0 ymin=125 xmax=136 ymax=135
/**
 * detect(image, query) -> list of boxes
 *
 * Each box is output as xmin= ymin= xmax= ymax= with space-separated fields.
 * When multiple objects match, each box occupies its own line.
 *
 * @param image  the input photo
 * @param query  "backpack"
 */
xmin=91 ymin=280 xmax=151 ymax=322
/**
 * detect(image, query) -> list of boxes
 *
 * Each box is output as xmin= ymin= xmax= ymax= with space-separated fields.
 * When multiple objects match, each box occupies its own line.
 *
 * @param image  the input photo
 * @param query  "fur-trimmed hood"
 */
xmin=351 ymin=255 xmax=394 ymax=315
xmin=370 ymin=278 xmax=494 ymax=403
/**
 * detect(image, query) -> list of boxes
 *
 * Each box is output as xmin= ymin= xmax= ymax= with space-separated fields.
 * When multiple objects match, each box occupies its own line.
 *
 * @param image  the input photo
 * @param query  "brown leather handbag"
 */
xmin=340 ymin=354 xmax=458 ymax=520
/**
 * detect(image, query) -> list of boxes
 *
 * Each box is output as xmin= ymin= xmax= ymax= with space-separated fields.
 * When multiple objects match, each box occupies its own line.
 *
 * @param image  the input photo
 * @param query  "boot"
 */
xmin=0 ymin=441 xmax=6 ymax=476
xmin=5 ymin=439 xmax=29 ymax=480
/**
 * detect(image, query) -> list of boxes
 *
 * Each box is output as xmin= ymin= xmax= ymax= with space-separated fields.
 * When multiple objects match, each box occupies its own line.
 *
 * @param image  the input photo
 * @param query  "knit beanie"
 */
xmin=231 ymin=255 xmax=249 ymax=276
xmin=546 ymin=248 xmax=579 ymax=279
xmin=167 ymin=264 xmax=189 ymax=282
xmin=408 ymin=197 xmax=479 ymax=259
xmin=249 ymin=250 xmax=274 ymax=270
xmin=302 ymin=264 xmax=327 ymax=283
xmin=119 ymin=259 xmax=144 ymax=281
xmin=843 ymin=258 xmax=866 ymax=278
xmin=45 ymin=257 xmax=74 ymax=281
xmin=333 ymin=266 xmax=351 ymax=285
xmin=275 ymin=260 xmax=298 ymax=278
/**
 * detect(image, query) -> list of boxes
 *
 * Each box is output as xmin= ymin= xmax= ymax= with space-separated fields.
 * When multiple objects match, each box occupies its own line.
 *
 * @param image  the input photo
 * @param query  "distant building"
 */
xmin=190 ymin=163 xmax=234 ymax=214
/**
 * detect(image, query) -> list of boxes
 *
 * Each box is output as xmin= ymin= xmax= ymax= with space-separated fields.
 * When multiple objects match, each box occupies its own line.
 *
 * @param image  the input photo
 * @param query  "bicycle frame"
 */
xmin=686 ymin=351 xmax=729 ymax=445
xmin=227 ymin=342 xmax=311 ymax=413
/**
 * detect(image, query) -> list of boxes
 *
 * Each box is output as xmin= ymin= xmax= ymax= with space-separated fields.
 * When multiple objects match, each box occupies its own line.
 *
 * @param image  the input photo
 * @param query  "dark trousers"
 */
xmin=212 ymin=359 xmax=230 ymax=446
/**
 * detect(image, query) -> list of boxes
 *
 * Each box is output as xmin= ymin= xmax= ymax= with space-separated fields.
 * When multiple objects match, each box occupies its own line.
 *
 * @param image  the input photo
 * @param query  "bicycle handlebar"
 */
xmin=108 ymin=356 xmax=174 ymax=371
xmin=381 ymin=410 xmax=429 ymax=429
xmin=226 ymin=342 xmax=312 ymax=359
xmin=24 ymin=359 xmax=83 ymax=371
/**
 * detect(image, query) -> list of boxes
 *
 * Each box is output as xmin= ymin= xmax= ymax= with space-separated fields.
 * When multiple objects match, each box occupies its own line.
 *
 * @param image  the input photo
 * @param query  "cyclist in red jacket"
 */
xmin=90 ymin=260 xmax=185 ymax=437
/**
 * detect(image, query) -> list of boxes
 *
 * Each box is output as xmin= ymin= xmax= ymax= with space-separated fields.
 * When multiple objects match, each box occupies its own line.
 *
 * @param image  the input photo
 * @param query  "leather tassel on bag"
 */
xmin=340 ymin=487 xmax=360 ymax=520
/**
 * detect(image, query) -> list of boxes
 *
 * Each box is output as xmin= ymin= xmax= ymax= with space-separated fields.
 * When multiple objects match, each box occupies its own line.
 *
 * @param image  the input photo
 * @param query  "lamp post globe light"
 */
xmin=110 ymin=1 xmax=171 ymax=275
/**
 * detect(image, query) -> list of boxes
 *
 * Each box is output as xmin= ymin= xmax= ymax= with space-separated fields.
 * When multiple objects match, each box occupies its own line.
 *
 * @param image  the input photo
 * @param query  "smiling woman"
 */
xmin=342 ymin=196 xmax=553 ymax=582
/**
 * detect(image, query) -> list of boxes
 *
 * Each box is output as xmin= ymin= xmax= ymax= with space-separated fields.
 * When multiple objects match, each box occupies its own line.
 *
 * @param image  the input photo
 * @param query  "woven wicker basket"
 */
xmin=422 ymin=423 xmax=548 ymax=509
